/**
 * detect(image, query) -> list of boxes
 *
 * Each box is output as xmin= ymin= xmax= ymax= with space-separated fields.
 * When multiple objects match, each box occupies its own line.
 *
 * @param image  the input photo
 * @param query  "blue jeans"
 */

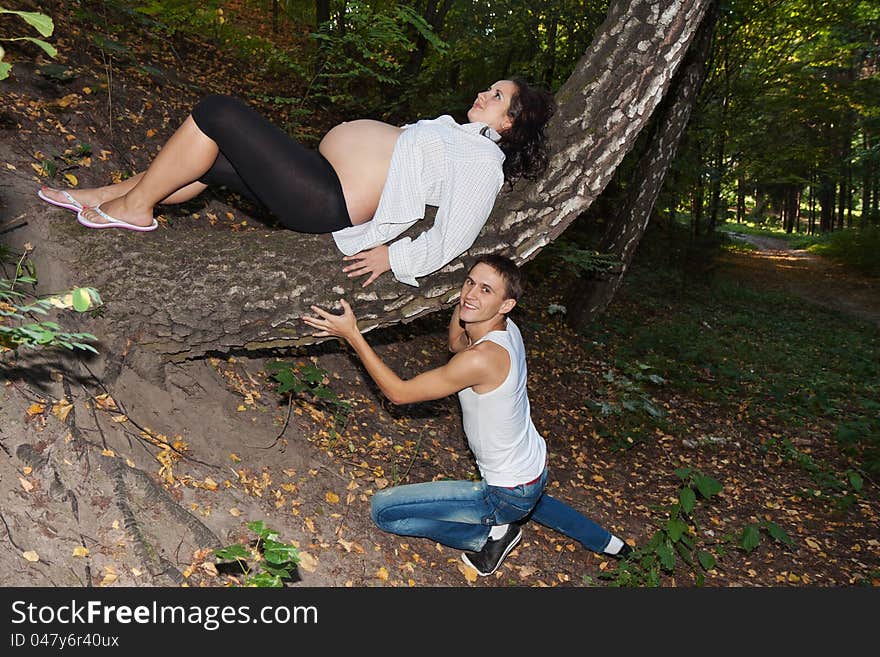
xmin=370 ymin=468 xmax=613 ymax=553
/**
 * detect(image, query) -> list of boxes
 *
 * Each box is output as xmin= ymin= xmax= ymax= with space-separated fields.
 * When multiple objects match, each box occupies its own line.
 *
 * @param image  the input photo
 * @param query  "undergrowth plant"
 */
xmin=0 ymin=6 xmax=56 ymax=80
xmin=584 ymin=362 xmax=668 ymax=449
xmin=602 ymin=468 xmax=793 ymax=587
xmin=0 ymin=248 xmax=101 ymax=355
xmin=214 ymin=520 xmax=300 ymax=588
xmin=763 ymin=436 xmax=864 ymax=509
xmin=267 ymin=359 xmax=351 ymax=431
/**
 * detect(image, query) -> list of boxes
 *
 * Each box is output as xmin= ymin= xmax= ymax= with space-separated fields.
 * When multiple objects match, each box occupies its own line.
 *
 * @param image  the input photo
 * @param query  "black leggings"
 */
xmin=191 ymin=95 xmax=351 ymax=232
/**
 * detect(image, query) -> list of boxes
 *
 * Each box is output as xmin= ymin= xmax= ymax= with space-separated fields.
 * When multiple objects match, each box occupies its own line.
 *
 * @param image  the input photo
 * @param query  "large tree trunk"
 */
xmin=564 ymin=0 xmax=718 ymax=328
xmin=59 ymin=0 xmax=711 ymax=366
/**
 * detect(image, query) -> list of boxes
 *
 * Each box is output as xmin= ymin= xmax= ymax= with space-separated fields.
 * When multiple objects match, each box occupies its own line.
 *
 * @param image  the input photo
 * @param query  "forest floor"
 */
xmin=1 ymin=1 xmax=878 ymax=589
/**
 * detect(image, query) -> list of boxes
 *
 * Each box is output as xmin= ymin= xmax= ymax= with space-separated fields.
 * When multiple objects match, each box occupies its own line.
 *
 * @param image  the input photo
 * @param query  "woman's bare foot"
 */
xmin=78 ymin=195 xmax=155 ymax=228
xmin=40 ymin=175 xmax=144 ymax=211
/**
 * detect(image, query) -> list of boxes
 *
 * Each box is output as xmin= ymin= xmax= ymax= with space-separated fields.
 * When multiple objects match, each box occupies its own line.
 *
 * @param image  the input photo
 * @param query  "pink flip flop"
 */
xmin=77 ymin=205 xmax=158 ymax=232
xmin=37 ymin=186 xmax=83 ymax=212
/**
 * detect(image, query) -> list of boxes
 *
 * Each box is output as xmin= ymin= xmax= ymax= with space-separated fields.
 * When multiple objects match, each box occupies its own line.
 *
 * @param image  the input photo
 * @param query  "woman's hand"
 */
xmin=302 ymin=299 xmax=359 ymax=341
xmin=342 ymin=245 xmax=390 ymax=287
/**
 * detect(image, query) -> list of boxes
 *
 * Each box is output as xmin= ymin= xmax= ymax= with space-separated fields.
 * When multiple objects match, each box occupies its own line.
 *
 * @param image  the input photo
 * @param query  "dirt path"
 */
xmin=722 ymin=232 xmax=880 ymax=329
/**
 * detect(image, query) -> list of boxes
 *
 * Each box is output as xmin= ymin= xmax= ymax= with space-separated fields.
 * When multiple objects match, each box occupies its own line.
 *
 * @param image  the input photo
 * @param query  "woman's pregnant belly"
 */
xmin=319 ymin=119 xmax=403 ymax=225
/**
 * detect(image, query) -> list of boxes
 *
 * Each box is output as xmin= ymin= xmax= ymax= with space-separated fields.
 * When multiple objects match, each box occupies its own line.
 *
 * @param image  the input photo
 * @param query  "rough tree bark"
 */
xmin=59 ymin=0 xmax=710 ymax=364
xmin=563 ymin=0 xmax=718 ymax=328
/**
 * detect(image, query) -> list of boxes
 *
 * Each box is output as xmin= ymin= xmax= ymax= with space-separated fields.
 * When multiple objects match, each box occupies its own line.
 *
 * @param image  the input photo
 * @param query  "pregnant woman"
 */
xmin=38 ymin=78 xmax=554 ymax=287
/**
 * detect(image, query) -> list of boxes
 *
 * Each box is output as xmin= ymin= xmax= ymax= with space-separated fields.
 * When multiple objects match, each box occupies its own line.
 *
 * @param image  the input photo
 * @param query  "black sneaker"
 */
xmin=461 ymin=525 xmax=522 ymax=576
xmin=612 ymin=541 xmax=634 ymax=560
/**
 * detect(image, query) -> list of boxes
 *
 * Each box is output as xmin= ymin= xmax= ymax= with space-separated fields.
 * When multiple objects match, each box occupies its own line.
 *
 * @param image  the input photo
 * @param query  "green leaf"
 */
xmin=246 ymin=520 xmax=269 ymax=539
xmin=763 ymin=521 xmax=794 ymax=546
xmin=72 ymin=288 xmax=91 ymax=312
xmin=674 ymin=467 xmax=692 ymax=482
xmin=694 ymin=474 xmax=723 ymax=499
xmin=214 ymin=544 xmax=249 ymax=561
xmin=0 ymin=58 xmax=9 ymax=82
xmin=698 ymin=550 xmax=717 ymax=571
xmin=655 ymin=542 xmax=676 ymax=571
xmin=679 ymin=487 xmax=696 ymax=514
xmin=10 ymin=37 xmax=57 ymax=58
xmin=247 ymin=572 xmax=282 ymax=588
xmin=0 ymin=9 xmax=54 ymax=37
xmin=740 ymin=525 xmax=761 ymax=553
xmin=262 ymin=564 xmax=291 ymax=578
xmin=849 ymin=472 xmax=863 ymax=491
xmin=665 ymin=518 xmax=689 ymax=542
xmin=263 ymin=540 xmax=299 ymax=565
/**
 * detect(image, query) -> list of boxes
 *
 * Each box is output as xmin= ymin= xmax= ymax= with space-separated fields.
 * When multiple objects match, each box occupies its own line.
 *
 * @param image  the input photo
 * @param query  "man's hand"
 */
xmin=302 ymin=299 xmax=360 ymax=341
xmin=342 ymin=244 xmax=390 ymax=287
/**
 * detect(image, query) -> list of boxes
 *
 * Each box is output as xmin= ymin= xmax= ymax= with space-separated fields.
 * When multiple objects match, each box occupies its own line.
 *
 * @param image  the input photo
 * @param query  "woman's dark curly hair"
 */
xmin=498 ymin=77 xmax=556 ymax=187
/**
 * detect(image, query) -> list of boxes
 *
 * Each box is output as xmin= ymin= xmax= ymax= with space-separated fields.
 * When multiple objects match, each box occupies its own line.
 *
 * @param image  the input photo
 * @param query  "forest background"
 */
xmin=0 ymin=0 xmax=878 ymax=589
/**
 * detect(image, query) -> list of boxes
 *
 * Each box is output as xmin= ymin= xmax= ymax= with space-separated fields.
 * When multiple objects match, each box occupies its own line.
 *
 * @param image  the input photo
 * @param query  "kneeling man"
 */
xmin=303 ymin=255 xmax=632 ymax=576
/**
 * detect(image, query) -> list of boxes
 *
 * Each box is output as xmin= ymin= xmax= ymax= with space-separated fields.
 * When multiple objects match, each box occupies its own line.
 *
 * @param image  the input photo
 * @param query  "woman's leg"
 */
xmin=191 ymin=95 xmax=350 ymax=232
xmin=78 ymin=115 xmax=220 ymax=227
xmin=42 ymin=173 xmax=207 ymax=209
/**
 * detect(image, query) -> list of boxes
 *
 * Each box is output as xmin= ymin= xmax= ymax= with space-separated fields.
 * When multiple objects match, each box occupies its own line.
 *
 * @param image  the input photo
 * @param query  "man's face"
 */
xmin=459 ymin=263 xmax=515 ymax=322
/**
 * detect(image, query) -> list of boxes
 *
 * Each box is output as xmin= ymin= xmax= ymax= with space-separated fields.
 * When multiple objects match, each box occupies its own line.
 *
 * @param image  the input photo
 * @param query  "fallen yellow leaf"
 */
xmin=203 ymin=477 xmax=218 ymax=491
xmin=94 ymin=394 xmax=117 ymax=411
xmin=111 ymin=414 xmax=128 ymax=423
xmin=51 ymin=399 xmax=73 ymax=423
xmin=325 ymin=491 xmax=340 ymax=504
xmin=298 ymin=551 xmax=318 ymax=573
xmin=72 ymin=546 xmax=89 ymax=557
xmin=22 ymin=551 xmax=40 ymax=562
xmin=101 ymin=449 xmax=115 ymax=457
xmin=376 ymin=566 xmax=389 ymax=581
xmin=26 ymin=403 xmax=45 ymax=416
xmin=63 ymin=172 xmax=78 ymax=187
xmin=228 ymin=508 xmax=241 ymax=517
xmin=19 ymin=477 xmax=33 ymax=492
xmin=458 ymin=561 xmax=478 ymax=583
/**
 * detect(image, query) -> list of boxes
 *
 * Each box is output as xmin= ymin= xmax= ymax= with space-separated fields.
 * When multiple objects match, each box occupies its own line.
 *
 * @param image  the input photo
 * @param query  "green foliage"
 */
xmin=214 ymin=520 xmax=300 ymax=588
xmin=0 ymin=6 xmax=56 ymax=80
xmin=591 ymin=231 xmax=880 ymax=480
xmin=546 ymin=240 xmax=621 ymax=276
xmin=267 ymin=359 xmax=351 ymax=429
xmin=133 ymin=0 xmax=223 ymax=37
xmin=310 ymin=2 xmax=447 ymax=113
xmin=805 ymin=227 xmax=880 ymax=277
xmin=602 ymin=468 xmax=792 ymax=587
xmin=763 ymin=436 xmax=866 ymax=509
xmin=583 ymin=362 xmax=668 ymax=450
xmin=0 ymin=251 xmax=100 ymax=355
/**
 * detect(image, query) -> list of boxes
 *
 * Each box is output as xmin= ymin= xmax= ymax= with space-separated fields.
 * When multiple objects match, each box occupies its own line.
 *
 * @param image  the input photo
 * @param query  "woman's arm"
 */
xmin=386 ymin=160 xmax=504 ymax=286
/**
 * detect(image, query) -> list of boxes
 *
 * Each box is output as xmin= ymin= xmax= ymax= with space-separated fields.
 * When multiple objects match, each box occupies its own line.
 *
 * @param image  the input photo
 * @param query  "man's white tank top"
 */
xmin=457 ymin=319 xmax=547 ymax=487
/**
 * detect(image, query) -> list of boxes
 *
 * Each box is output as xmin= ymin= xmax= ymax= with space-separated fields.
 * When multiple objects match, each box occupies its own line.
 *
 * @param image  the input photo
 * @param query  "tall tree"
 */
xmin=564 ymin=0 xmax=720 ymax=328
xmin=59 ymin=0 xmax=712 ymax=374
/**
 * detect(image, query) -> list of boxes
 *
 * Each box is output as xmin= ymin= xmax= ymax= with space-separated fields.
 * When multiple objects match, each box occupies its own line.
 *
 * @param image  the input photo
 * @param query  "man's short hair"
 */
xmin=470 ymin=254 xmax=523 ymax=301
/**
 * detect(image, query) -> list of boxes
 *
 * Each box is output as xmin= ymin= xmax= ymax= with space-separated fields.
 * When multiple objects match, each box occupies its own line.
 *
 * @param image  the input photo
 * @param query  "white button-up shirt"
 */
xmin=331 ymin=115 xmax=505 ymax=287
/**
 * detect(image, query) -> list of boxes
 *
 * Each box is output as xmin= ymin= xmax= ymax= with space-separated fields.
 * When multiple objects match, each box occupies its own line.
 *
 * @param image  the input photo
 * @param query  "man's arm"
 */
xmin=447 ymin=305 xmax=470 ymax=353
xmin=303 ymin=300 xmax=491 ymax=405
